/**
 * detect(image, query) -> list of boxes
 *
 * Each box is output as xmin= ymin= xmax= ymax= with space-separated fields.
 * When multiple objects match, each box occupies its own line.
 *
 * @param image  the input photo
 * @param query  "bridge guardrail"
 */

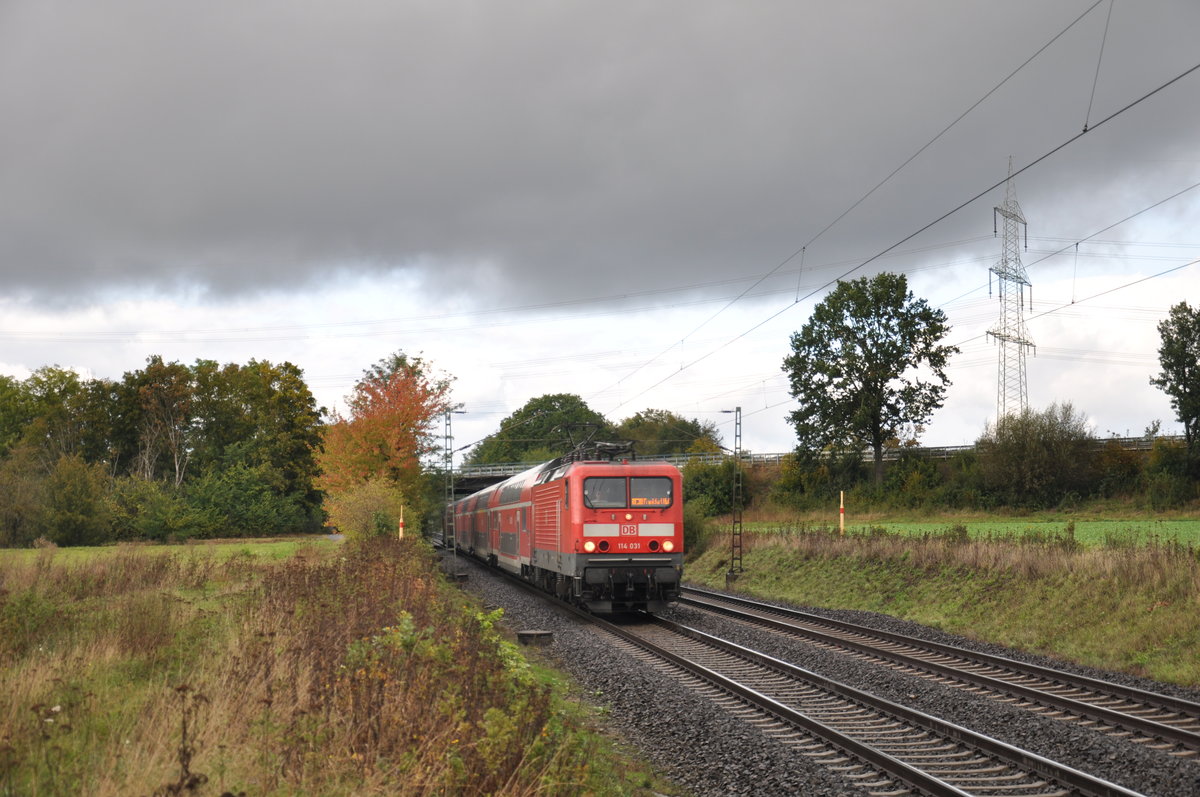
xmin=452 ymin=435 xmax=1180 ymax=479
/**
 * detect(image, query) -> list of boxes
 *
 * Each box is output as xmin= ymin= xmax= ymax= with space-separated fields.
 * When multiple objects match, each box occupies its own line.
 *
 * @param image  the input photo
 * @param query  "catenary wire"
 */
xmin=602 ymin=55 xmax=1200 ymax=417
xmin=588 ymin=1 xmax=1106 ymax=405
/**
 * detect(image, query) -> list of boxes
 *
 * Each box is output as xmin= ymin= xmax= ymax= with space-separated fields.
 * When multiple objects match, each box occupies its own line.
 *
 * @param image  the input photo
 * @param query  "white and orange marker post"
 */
xmin=839 ymin=491 xmax=845 ymax=535
xmin=398 ymin=505 xmax=405 ymax=540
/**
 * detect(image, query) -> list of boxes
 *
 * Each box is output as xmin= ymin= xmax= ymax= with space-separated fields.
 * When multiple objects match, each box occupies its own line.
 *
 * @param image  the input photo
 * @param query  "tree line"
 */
xmin=769 ymin=403 xmax=1195 ymax=512
xmin=2 ymin=274 xmax=1194 ymax=546
xmin=0 ymin=357 xmax=325 ymax=546
xmin=463 ymin=276 xmax=1198 ymax=517
xmin=0 ymin=352 xmax=725 ymax=547
xmin=774 ymin=274 xmax=1199 ymax=512
xmin=463 ymin=395 xmax=723 ymax=465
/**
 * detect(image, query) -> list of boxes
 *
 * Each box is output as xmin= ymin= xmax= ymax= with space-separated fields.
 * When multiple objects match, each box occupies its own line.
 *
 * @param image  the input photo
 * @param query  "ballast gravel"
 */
xmin=448 ymin=555 xmax=1200 ymax=797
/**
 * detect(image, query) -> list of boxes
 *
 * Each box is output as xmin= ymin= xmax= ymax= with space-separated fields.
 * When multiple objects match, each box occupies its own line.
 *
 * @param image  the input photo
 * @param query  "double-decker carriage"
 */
xmin=446 ymin=445 xmax=684 ymax=612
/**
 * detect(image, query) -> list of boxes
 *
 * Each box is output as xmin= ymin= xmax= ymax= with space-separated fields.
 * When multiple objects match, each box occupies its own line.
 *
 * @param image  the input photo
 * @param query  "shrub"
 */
xmin=682 ymin=498 xmax=716 ymax=555
xmin=1142 ymin=438 xmax=1196 ymax=510
xmin=933 ymin=449 xmax=984 ymax=509
xmin=770 ymin=450 xmax=866 ymax=510
xmin=109 ymin=476 xmax=208 ymax=541
xmin=41 ymin=454 xmax=113 ymax=546
xmin=324 ymin=477 xmax=411 ymax=540
xmin=1095 ymin=439 xmax=1145 ymax=498
xmin=0 ymin=443 xmax=47 ymax=547
xmin=1145 ymin=471 xmax=1195 ymax=510
xmin=186 ymin=463 xmax=308 ymax=537
xmin=976 ymin=403 xmax=1096 ymax=508
xmin=883 ymin=451 xmax=942 ymax=509
xmin=682 ymin=457 xmax=744 ymax=515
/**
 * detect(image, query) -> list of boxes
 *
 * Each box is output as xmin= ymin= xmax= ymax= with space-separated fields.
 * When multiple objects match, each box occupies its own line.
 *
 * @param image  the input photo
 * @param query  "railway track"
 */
xmin=459 ymin=554 xmax=1143 ymax=795
xmin=680 ymin=586 xmax=1200 ymax=758
xmin=601 ymin=614 xmax=1139 ymax=797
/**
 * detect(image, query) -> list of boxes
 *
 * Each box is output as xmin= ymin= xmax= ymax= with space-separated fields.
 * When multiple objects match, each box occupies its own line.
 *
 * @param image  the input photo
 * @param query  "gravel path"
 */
xmin=450 ymin=555 xmax=1200 ymax=797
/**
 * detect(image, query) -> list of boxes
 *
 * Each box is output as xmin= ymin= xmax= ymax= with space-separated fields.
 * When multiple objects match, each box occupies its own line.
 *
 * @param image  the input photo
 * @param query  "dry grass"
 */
xmin=0 ymin=539 xmax=660 ymax=795
xmin=690 ymin=525 xmax=1200 ymax=685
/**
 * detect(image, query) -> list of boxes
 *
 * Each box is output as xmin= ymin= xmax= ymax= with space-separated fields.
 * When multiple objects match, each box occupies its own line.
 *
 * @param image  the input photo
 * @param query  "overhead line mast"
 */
xmin=988 ymin=159 xmax=1035 ymax=418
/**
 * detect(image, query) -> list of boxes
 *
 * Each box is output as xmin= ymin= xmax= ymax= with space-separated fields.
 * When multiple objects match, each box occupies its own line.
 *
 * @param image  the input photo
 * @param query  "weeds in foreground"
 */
xmin=0 ymin=539 xmax=655 ymax=795
xmin=152 ymin=685 xmax=209 ymax=797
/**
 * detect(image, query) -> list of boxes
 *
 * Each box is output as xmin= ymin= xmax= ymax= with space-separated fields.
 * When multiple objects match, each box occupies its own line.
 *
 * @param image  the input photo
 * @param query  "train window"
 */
xmin=583 ymin=477 xmax=627 ymax=509
xmin=499 ymin=479 xmax=524 ymax=504
xmin=631 ymin=477 xmax=673 ymax=508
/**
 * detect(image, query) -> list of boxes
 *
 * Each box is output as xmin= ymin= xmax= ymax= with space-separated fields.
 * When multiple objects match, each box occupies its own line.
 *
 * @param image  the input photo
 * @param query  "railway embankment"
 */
xmin=684 ymin=524 xmax=1200 ymax=687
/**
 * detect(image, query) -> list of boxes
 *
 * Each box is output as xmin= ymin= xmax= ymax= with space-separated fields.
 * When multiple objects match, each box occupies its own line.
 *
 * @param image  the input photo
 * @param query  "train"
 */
xmin=444 ymin=443 xmax=684 ymax=612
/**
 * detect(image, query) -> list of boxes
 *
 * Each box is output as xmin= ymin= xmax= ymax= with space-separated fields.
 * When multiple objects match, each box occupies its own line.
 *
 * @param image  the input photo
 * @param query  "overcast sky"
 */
xmin=2 ymin=1 xmax=1198 ymax=457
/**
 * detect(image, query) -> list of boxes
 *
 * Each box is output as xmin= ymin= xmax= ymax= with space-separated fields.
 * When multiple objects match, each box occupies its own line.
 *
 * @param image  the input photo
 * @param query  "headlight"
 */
xmin=583 ymin=540 xmax=596 ymax=553
xmin=662 ymin=540 xmax=675 ymax=552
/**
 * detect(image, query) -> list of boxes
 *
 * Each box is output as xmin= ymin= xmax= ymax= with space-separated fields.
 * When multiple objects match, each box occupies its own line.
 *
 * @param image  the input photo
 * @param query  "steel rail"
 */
xmin=631 ymin=617 xmax=1140 ymax=797
xmin=681 ymin=586 xmax=1200 ymax=752
xmin=449 ymin=553 xmax=1140 ymax=796
xmin=611 ymin=618 xmax=976 ymax=797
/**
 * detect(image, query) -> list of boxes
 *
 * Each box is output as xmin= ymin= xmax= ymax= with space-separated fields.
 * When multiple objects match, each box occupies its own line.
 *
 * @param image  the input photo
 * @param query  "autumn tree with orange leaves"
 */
xmin=318 ymin=353 xmax=454 ymax=538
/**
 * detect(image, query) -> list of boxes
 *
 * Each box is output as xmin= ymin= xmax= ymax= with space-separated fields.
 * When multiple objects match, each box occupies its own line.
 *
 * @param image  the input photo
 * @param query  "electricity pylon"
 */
xmin=988 ymin=160 xmax=1034 ymax=418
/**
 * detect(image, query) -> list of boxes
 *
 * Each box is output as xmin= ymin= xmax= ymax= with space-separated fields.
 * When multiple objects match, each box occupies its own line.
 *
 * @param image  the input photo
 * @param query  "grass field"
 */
xmin=0 ymin=537 xmax=667 ymax=796
xmin=0 ymin=535 xmax=342 ymax=566
xmin=744 ymin=515 xmax=1200 ymax=548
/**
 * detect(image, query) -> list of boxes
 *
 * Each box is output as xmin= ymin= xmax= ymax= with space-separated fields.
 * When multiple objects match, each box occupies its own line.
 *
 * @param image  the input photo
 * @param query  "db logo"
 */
xmin=619 ymin=524 xmax=638 ymax=536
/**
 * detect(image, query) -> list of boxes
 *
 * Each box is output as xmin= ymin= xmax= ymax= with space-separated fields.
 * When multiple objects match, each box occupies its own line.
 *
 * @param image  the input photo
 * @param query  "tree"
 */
xmin=0 ymin=375 xmax=35 ymax=459
xmin=191 ymin=359 xmax=326 ymax=525
xmin=615 ymin=409 xmax=722 ymax=457
xmin=782 ymin=272 xmax=958 ymax=485
xmin=318 ymin=352 xmax=454 ymax=534
xmin=133 ymin=356 xmax=194 ymax=486
xmin=20 ymin=365 xmax=88 ymax=470
xmin=1150 ymin=301 xmax=1200 ymax=475
xmin=466 ymin=393 xmax=613 ymax=465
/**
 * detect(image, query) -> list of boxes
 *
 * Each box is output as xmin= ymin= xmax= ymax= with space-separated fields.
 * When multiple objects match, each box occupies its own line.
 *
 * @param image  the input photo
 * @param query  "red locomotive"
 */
xmin=446 ymin=444 xmax=684 ymax=612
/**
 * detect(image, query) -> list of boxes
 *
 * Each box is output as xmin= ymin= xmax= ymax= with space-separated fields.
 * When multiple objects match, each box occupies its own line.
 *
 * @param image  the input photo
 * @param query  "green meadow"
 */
xmin=744 ymin=516 xmax=1200 ymax=548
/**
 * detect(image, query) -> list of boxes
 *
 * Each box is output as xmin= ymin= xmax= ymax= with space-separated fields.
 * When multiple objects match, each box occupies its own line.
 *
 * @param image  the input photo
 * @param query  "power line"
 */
xmin=591 ymin=2 xmax=1107 ymax=408
xmin=603 ymin=55 xmax=1200 ymax=417
xmin=1082 ymin=0 xmax=1115 ymax=132
xmin=607 ymin=85 xmax=1200 ymax=427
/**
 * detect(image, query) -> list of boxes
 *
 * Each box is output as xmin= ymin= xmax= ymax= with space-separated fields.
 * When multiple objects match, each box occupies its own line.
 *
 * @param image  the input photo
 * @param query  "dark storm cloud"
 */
xmin=2 ymin=1 xmax=1198 ymax=306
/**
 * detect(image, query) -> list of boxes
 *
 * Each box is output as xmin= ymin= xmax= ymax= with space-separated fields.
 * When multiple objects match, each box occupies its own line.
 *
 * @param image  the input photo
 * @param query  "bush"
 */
xmin=976 ymin=403 xmax=1096 ymax=509
xmin=41 ymin=455 xmax=113 ymax=546
xmin=1142 ymin=438 xmax=1195 ymax=510
xmin=932 ymin=449 xmax=984 ymax=509
xmin=682 ymin=458 xmax=744 ymax=515
xmin=1095 ymin=439 xmax=1144 ymax=498
xmin=770 ymin=450 xmax=867 ymax=510
xmin=186 ymin=463 xmax=308 ymax=537
xmin=109 ymin=477 xmax=207 ymax=542
xmin=1145 ymin=471 xmax=1195 ymax=510
xmin=883 ymin=451 xmax=942 ymax=509
xmin=682 ymin=499 xmax=716 ymax=555
xmin=324 ymin=477 xmax=411 ymax=540
xmin=0 ymin=443 xmax=47 ymax=547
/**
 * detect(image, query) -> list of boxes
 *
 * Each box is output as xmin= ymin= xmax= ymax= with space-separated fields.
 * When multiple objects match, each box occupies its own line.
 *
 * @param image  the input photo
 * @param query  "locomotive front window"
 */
xmin=630 ymin=477 xmax=673 ymax=508
xmin=583 ymin=477 xmax=627 ymax=509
